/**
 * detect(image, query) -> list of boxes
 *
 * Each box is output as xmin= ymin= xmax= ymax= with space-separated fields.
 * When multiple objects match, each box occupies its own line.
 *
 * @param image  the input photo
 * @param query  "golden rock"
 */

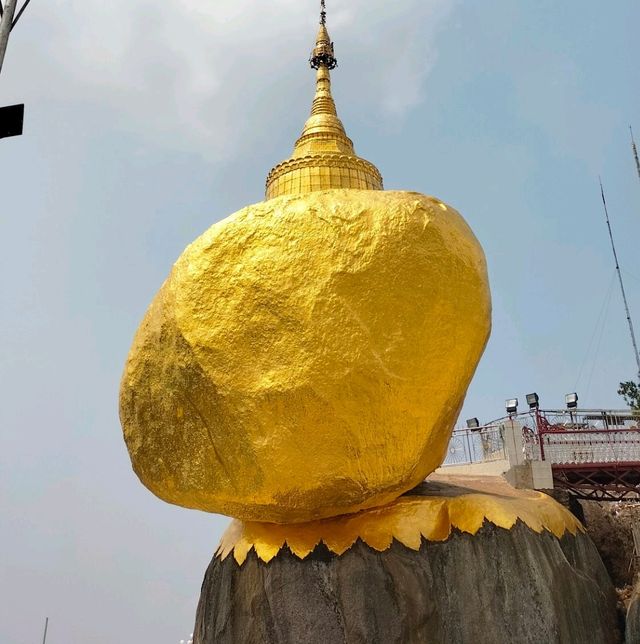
xmin=120 ymin=13 xmax=492 ymax=524
xmin=120 ymin=188 xmax=491 ymax=522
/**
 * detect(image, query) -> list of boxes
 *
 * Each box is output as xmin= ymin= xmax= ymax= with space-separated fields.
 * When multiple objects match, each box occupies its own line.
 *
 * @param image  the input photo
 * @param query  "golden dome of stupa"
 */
xmin=119 ymin=4 xmax=491 ymax=524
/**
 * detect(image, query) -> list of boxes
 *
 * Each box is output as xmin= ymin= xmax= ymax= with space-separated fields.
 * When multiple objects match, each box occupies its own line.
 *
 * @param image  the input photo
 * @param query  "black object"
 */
xmin=526 ymin=392 xmax=540 ymax=409
xmin=0 ymin=104 xmax=24 ymax=139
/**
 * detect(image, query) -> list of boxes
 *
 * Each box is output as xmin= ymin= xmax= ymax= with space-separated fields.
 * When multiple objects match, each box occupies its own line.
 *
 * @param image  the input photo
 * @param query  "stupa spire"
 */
xmin=310 ymin=1 xmax=337 ymax=70
xmin=265 ymin=1 xmax=383 ymax=199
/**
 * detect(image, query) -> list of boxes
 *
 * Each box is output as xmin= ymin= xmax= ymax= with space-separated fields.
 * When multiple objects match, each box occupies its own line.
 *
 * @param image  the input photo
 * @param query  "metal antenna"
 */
xmin=320 ymin=0 xmax=327 ymax=25
xmin=599 ymin=178 xmax=640 ymax=381
xmin=42 ymin=617 xmax=49 ymax=644
xmin=631 ymin=126 xmax=640 ymax=185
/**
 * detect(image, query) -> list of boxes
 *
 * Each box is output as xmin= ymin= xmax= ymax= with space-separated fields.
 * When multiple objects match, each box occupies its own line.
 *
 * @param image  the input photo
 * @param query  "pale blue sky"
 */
xmin=1 ymin=1 xmax=639 ymax=642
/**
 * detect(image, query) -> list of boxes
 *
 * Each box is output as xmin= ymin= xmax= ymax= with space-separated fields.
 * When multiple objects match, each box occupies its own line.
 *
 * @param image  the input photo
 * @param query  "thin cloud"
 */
xmin=5 ymin=0 xmax=455 ymax=157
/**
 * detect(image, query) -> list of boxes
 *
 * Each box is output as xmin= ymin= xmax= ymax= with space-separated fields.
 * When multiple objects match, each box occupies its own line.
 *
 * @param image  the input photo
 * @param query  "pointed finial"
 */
xmin=264 ymin=2 xmax=383 ymax=199
xmin=310 ymin=1 xmax=337 ymax=69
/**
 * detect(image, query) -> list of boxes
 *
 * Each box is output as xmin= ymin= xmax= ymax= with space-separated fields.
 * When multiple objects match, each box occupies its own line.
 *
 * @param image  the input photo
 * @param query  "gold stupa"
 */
xmin=265 ymin=20 xmax=382 ymax=198
xmin=119 ymin=7 xmax=492 ymax=523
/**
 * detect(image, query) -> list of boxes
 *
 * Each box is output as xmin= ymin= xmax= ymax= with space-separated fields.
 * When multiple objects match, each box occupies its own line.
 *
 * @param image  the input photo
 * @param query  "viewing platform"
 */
xmin=440 ymin=408 xmax=640 ymax=501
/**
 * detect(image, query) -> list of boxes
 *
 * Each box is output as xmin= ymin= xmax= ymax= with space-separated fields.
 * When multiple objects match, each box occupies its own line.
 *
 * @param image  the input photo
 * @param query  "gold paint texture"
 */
xmin=265 ymin=23 xmax=382 ymax=199
xmin=119 ymin=189 xmax=491 ymax=523
xmin=216 ymin=489 xmax=583 ymax=565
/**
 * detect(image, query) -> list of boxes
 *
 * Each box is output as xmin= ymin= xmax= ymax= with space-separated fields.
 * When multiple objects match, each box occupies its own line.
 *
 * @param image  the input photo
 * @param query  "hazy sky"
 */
xmin=1 ymin=1 xmax=639 ymax=642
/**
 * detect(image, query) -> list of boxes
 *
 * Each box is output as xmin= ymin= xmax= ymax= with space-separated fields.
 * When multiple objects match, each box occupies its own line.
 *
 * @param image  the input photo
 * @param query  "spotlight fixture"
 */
xmin=506 ymin=398 xmax=518 ymax=415
xmin=466 ymin=417 xmax=480 ymax=430
xmin=0 ymin=104 xmax=24 ymax=139
xmin=526 ymin=392 xmax=539 ymax=409
xmin=565 ymin=392 xmax=579 ymax=409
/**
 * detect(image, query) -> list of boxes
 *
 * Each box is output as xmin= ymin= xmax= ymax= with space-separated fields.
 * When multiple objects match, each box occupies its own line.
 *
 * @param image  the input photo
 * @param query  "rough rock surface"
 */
xmin=120 ymin=189 xmax=491 ymax=523
xmin=194 ymin=522 xmax=620 ymax=644
xmin=628 ymin=585 xmax=640 ymax=644
xmin=580 ymin=500 xmax=639 ymax=589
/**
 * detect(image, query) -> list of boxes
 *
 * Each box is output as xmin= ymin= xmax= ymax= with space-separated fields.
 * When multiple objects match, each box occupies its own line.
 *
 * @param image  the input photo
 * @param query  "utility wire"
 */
xmin=11 ymin=0 xmax=31 ymax=30
xmin=575 ymin=269 xmax=616 ymax=391
xmin=585 ymin=272 xmax=615 ymax=403
xmin=0 ymin=0 xmax=31 ymax=29
xmin=624 ymin=270 xmax=640 ymax=285
xmin=599 ymin=178 xmax=640 ymax=381
xmin=0 ymin=0 xmax=17 ymax=74
xmin=0 ymin=0 xmax=32 ymax=75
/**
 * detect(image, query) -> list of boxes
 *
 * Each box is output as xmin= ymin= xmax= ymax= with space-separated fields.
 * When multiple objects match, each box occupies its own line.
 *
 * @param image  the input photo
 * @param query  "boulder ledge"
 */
xmin=194 ymin=490 xmax=621 ymax=643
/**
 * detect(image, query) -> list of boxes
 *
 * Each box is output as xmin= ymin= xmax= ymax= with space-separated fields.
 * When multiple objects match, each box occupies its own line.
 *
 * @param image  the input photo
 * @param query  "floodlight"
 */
xmin=526 ymin=392 xmax=539 ymax=409
xmin=466 ymin=417 xmax=480 ymax=430
xmin=0 ymin=104 xmax=24 ymax=139
xmin=565 ymin=392 xmax=579 ymax=409
xmin=506 ymin=398 xmax=518 ymax=414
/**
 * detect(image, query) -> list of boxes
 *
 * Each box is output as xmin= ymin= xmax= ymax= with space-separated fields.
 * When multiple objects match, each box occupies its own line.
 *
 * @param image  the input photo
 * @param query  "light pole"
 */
xmin=0 ymin=0 xmax=34 ymax=139
xmin=0 ymin=0 xmax=18 ymax=75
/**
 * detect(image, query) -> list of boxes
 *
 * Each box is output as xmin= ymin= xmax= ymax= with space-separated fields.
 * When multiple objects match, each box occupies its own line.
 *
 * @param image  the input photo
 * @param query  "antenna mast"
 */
xmin=599 ymin=178 xmax=640 ymax=381
xmin=631 ymin=126 xmax=640 ymax=184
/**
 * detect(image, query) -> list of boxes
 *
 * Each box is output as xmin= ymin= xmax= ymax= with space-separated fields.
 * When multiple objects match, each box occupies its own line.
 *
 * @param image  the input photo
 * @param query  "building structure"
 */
xmin=441 ymin=407 xmax=640 ymax=500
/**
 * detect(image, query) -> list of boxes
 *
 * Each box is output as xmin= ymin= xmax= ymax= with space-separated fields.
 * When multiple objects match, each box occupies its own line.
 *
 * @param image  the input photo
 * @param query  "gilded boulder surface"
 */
xmin=119 ymin=189 xmax=491 ymax=522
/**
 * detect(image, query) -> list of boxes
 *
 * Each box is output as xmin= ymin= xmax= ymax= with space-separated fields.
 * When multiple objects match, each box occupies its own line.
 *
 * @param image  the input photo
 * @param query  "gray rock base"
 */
xmin=627 ymin=585 xmax=640 ymax=644
xmin=194 ymin=521 xmax=621 ymax=644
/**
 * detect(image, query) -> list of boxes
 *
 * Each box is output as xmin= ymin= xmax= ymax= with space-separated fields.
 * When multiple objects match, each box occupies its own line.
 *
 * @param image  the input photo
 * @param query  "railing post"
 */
xmin=503 ymin=418 xmax=525 ymax=467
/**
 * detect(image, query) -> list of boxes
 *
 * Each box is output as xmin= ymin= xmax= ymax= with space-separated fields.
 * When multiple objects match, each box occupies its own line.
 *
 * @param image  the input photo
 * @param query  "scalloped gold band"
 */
xmin=216 ymin=484 xmax=582 ymax=566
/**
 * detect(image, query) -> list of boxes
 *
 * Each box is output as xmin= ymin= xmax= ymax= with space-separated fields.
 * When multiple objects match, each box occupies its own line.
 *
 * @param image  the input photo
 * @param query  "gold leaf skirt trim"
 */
xmin=216 ymin=487 xmax=582 ymax=565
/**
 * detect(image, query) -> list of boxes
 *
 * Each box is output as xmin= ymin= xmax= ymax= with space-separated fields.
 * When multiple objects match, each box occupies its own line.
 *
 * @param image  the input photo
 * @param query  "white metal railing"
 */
xmin=538 ymin=430 xmax=640 ymax=465
xmin=442 ymin=425 xmax=505 ymax=466
xmin=444 ymin=408 xmax=640 ymax=468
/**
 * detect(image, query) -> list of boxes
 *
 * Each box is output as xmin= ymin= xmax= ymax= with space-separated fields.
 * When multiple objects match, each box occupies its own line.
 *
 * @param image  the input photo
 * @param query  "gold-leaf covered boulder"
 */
xmin=120 ymin=189 xmax=491 ymax=522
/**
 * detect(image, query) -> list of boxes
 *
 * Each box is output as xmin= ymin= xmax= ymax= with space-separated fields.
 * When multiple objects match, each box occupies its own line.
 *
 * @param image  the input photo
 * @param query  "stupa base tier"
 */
xmin=194 ymin=478 xmax=621 ymax=644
